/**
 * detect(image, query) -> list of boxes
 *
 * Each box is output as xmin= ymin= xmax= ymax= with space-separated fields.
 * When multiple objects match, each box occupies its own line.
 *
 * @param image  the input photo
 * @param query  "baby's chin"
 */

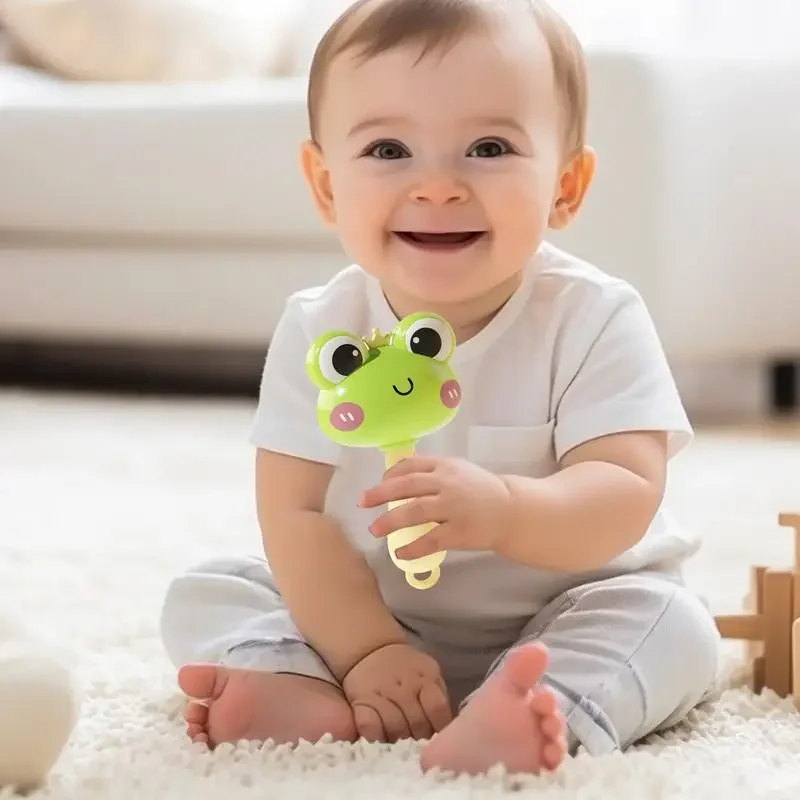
xmin=387 ymin=244 xmax=487 ymax=287
xmin=387 ymin=266 xmax=483 ymax=308
xmin=381 ymin=271 xmax=516 ymax=326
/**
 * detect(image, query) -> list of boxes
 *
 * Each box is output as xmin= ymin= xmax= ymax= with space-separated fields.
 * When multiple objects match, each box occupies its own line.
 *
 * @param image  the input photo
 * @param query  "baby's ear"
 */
xmin=548 ymin=146 xmax=596 ymax=230
xmin=300 ymin=140 xmax=336 ymax=226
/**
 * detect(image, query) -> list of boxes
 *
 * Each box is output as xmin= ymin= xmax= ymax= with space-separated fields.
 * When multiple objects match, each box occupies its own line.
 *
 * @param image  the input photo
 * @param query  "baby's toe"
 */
xmin=542 ymin=739 xmax=566 ymax=770
xmin=529 ymin=687 xmax=558 ymax=716
xmin=540 ymin=712 xmax=564 ymax=740
xmin=184 ymin=701 xmax=209 ymax=725
xmin=178 ymin=663 xmax=222 ymax=701
xmin=186 ymin=722 xmax=207 ymax=741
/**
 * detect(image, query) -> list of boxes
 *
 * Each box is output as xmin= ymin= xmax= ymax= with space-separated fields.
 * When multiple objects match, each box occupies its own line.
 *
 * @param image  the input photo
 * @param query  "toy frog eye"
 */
xmin=319 ymin=334 xmax=368 ymax=384
xmin=393 ymin=313 xmax=455 ymax=362
xmin=306 ymin=330 xmax=369 ymax=388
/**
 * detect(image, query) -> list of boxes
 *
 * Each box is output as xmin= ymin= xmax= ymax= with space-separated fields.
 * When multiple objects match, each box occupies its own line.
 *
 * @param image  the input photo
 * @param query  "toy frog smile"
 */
xmin=306 ymin=312 xmax=461 ymax=589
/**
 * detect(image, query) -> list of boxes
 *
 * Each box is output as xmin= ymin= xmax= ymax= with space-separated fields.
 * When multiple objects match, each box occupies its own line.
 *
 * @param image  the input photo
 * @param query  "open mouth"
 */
xmin=393 ymin=231 xmax=486 ymax=250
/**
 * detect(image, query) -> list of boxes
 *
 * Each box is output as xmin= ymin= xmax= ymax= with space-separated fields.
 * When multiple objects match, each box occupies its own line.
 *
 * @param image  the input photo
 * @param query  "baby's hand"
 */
xmin=360 ymin=456 xmax=512 ymax=560
xmin=342 ymin=643 xmax=452 ymax=742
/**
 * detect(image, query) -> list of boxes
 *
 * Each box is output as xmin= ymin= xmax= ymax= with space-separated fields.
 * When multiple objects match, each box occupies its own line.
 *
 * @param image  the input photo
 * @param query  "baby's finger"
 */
xmin=359 ymin=472 xmax=440 ymax=510
xmin=352 ymin=702 xmax=386 ymax=743
xmin=419 ymin=682 xmax=453 ymax=733
xmin=370 ymin=696 xmax=412 ymax=743
xmin=369 ymin=497 xmax=443 ymax=538
xmin=390 ymin=691 xmax=434 ymax=741
xmin=394 ymin=524 xmax=451 ymax=560
xmin=382 ymin=456 xmax=439 ymax=480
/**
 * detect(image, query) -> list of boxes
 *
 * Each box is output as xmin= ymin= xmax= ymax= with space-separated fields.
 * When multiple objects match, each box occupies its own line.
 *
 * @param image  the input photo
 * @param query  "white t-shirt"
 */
xmin=249 ymin=242 xmax=699 ymax=627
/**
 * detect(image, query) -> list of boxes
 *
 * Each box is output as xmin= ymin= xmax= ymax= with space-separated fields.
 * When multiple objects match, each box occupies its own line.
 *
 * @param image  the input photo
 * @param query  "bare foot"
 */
xmin=177 ymin=664 xmax=357 ymax=748
xmin=420 ymin=642 xmax=567 ymax=776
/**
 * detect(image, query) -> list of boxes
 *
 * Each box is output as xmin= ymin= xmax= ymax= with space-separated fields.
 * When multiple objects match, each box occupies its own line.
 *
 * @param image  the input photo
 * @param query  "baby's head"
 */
xmin=300 ymin=0 xmax=596 ymax=317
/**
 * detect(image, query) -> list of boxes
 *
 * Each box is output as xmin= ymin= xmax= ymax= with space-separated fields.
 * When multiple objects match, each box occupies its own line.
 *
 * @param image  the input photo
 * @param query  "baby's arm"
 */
xmin=256 ymin=447 xmax=407 ymax=682
xmin=497 ymin=429 xmax=667 ymax=572
xmin=496 ymin=282 xmax=690 ymax=574
xmin=249 ymin=298 xmax=407 ymax=680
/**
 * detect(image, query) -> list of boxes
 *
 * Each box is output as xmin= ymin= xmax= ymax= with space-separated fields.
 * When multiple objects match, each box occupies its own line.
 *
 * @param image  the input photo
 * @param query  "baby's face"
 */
xmin=309 ymin=19 xmax=568 ymax=310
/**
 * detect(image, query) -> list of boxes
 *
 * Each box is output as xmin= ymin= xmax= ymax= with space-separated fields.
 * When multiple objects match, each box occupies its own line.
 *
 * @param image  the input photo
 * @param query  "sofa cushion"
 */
xmin=0 ymin=68 xmax=332 ymax=241
xmin=0 ymin=0 xmax=302 ymax=81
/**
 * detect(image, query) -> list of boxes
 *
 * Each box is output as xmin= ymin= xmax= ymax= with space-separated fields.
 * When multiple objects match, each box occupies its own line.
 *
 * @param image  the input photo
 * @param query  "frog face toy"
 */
xmin=306 ymin=312 xmax=462 ymax=450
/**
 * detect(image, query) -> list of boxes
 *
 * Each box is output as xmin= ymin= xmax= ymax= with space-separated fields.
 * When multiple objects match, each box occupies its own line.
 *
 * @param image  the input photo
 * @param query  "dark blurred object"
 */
xmin=771 ymin=361 xmax=799 ymax=414
xmin=0 ymin=340 xmax=263 ymax=398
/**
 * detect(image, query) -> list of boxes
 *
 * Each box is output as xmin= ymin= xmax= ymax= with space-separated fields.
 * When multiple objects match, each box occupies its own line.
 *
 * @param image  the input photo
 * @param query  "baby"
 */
xmin=160 ymin=0 xmax=721 ymax=777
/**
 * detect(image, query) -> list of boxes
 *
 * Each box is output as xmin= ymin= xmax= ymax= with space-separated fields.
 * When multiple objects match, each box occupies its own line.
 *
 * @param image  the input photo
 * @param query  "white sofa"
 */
xmin=0 ymin=67 xmax=346 ymax=349
xmin=1 ymin=38 xmax=798 ymax=410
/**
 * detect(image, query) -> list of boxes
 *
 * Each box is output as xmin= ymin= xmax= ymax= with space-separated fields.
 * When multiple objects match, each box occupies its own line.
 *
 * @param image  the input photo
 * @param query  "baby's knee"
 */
xmin=159 ymin=554 xmax=277 ymax=667
xmin=161 ymin=558 xmax=219 ymax=611
xmin=632 ymin=582 xmax=720 ymax=737
xmin=159 ymin=558 xmax=244 ymax=657
xmin=660 ymin=583 xmax=721 ymax=685
xmin=183 ymin=554 xmax=266 ymax=581
xmin=611 ymin=574 xmax=720 ymax=680
xmin=161 ymin=555 xmax=263 ymax=613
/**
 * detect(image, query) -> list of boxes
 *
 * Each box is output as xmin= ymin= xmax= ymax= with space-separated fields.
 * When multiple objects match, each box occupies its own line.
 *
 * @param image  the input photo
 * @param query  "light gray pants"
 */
xmin=160 ymin=555 xmax=720 ymax=756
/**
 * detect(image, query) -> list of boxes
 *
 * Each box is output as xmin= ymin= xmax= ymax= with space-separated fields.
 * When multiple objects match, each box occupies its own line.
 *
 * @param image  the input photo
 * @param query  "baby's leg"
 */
xmin=160 ymin=555 xmax=356 ymax=747
xmin=421 ymin=572 xmax=720 ymax=775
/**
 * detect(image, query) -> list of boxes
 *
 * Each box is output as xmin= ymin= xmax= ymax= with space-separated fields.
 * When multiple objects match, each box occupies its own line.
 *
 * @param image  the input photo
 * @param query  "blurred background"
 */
xmin=0 ymin=0 xmax=799 ymax=422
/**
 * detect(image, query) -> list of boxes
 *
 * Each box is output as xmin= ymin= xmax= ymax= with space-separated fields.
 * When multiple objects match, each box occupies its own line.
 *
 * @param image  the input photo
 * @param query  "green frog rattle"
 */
xmin=306 ymin=312 xmax=461 ymax=590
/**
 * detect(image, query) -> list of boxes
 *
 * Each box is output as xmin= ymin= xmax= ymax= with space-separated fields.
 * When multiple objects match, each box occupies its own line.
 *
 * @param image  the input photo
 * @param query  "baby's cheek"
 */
xmin=330 ymin=402 xmax=364 ymax=432
xmin=330 ymin=174 xmax=395 ymax=264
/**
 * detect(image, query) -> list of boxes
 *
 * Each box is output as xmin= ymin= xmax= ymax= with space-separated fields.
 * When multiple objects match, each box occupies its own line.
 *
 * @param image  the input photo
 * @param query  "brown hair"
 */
xmin=307 ymin=0 xmax=588 ymax=156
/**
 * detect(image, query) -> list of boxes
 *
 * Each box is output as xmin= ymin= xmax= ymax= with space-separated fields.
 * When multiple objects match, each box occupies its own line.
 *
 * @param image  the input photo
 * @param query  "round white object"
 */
xmin=0 ymin=645 xmax=80 ymax=791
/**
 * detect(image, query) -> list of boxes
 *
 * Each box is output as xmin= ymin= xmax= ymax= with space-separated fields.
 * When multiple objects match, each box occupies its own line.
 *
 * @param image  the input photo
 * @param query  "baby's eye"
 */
xmin=468 ymin=138 xmax=514 ymax=158
xmin=364 ymin=140 xmax=410 ymax=160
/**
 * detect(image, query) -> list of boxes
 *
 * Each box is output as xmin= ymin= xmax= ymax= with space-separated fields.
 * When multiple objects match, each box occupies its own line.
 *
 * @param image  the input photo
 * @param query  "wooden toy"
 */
xmin=715 ymin=512 xmax=800 ymax=707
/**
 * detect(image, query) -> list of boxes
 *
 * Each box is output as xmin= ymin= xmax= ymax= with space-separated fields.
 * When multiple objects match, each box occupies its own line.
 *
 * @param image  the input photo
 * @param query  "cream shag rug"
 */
xmin=2 ymin=390 xmax=800 ymax=799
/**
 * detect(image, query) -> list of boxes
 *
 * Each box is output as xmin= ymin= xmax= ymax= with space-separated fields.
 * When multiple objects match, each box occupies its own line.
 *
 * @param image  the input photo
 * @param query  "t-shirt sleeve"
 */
xmin=248 ymin=300 xmax=343 ymax=465
xmin=552 ymin=284 xmax=692 ymax=463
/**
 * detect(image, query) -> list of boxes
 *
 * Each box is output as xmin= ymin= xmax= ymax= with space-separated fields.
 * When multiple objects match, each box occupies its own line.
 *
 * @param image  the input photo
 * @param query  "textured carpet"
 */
xmin=2 ymin=389 xmax=800 ymax=798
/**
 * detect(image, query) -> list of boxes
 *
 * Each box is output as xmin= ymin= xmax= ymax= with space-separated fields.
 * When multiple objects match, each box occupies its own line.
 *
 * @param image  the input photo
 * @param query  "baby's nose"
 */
xmin=410 ymin=175 xmax=470 ymax=205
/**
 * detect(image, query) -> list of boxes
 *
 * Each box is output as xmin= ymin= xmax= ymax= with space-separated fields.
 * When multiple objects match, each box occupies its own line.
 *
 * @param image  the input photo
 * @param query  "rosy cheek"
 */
xmin=440 ymin=380 xmax=461 ymax=409
xmin=330 ymin=402 xmax=365 ymax=432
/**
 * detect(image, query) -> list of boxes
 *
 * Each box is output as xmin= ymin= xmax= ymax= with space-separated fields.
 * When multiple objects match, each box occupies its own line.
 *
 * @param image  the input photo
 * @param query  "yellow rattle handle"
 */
xmin=383 ymin=445 xmax=447 ymax=590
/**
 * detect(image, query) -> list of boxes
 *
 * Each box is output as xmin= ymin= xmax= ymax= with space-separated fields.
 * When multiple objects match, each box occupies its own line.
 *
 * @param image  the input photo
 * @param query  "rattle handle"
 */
xmin=384 ymin=444 xmax=416 ymax=471
xmin=384 ymin=444 xmax=416 ymax=511
xmin=382 ymin=443 xmax=444 ymax=590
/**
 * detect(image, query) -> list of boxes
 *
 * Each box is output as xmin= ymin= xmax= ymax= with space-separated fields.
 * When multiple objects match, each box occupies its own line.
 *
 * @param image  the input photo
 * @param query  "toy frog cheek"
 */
xmin=330 ymin=402 xmax=364 ymax=432
xmin=440 ymin=380 xmax=461 ymax=409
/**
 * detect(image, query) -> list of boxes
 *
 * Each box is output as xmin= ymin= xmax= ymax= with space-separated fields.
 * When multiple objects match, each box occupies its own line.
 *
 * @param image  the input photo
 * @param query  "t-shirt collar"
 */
xmin=364 ymin=251 xmax=539 ymax=365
